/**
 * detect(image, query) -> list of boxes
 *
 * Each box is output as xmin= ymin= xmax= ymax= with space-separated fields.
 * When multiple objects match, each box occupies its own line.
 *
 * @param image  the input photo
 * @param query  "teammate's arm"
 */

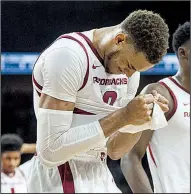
xmin=120 ymin=83 xmax=174 ymax=193
xmin=21 ymin=143 xmax=36 ymax=154
xmin=37 ymin=47 xmax=155 ymax=167
xmin=106 ymin=83 xmax=170 ymax=160
xmin=121 ymin=130 xmax=154 ymax=193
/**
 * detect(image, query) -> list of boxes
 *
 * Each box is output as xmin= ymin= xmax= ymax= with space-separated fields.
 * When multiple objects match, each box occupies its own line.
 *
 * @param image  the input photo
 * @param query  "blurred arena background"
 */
xmin=1 ymin=1 xmax=190 ymax=193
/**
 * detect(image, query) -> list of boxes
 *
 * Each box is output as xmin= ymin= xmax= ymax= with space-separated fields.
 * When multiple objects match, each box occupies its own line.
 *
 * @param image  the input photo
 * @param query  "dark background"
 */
xmin=1 ymin=1 xmax=190 ymax=193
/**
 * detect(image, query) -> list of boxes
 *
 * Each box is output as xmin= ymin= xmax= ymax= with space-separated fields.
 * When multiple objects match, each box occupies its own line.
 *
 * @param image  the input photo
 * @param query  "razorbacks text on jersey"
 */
xmin=147 ymin=76 xmax=190 ymax=193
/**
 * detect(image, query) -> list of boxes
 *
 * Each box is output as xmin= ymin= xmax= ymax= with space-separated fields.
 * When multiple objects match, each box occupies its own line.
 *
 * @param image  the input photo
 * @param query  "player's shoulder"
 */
xmin=143 ymin=82 xmax=172 ymax=101
xmin=43 ymin=32 xmax=89 ymax=61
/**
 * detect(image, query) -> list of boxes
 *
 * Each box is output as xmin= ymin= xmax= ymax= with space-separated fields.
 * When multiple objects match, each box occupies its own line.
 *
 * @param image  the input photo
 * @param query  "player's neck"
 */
xmin=93 ymin=25 xmax=121 ymax=62
xmin=2 ymin=169 xmax=15 ymax=177
xmin=175 ymin=72 xmax=190 ymax=93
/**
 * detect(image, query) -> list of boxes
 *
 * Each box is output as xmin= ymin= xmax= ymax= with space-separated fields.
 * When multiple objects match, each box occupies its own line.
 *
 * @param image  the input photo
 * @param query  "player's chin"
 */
xmin=107 ymin=67 xmax=123 ymax=75
xmin=7 ymin=169 xmax=15 ymax=173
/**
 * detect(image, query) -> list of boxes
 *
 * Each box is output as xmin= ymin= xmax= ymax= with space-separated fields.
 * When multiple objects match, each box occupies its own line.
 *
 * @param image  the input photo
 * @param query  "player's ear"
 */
xmin=178 ymin=47 xmax=187 ymax=59
xmin=114 ymin=33 xmax=127 ymax=45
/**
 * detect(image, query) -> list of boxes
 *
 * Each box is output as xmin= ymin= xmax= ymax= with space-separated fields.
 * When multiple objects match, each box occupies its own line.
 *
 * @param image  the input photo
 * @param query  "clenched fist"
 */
xmin=124 ymin=94 xmax=155 ymax=126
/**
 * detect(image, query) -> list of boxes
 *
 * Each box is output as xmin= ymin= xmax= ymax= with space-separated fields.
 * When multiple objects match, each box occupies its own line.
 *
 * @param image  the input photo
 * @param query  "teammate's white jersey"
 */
xmin=1 ymin=168 xmax=27 ymax=193
xmin=29 ymin=30 xmax=140 ymax=193
xmin=147 ymin=76 xmax=190 ymax=193
xmin=19 ymin=160 xmax=31 ymax=179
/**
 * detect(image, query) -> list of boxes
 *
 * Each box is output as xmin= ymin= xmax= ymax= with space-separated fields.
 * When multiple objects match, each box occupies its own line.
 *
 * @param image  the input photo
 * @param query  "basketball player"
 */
xmin=121 ymin=21 xmax=190 ymax=193
xmin=29 ymin=10 xmax=169 ymax=193
xmin=1 ymin=134 xmax=28 ymax=193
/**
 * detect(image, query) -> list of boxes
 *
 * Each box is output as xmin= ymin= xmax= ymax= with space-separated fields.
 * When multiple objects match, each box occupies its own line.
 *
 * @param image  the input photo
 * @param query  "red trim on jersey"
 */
xmin=159 ymin=81 xmax=178 ymax=121
xmin=73 ymin=107 xmax=96 ymax=115
xmin=169 ymin=77 xmax=190 ymax=94
xmin=148 ymin=144 xmax=157 ymax=167
xmin=11 ymin=188 xmax=15 ymax=193
xmin=32 ymin=74 xmax=43 ymax=90
xmin=76 ymin=32 xmax=104 ymax=65
xmin=58 ymin=162 xmax=75 ymax=193
xmin=59 ymin=35 xmax=90 ymax=91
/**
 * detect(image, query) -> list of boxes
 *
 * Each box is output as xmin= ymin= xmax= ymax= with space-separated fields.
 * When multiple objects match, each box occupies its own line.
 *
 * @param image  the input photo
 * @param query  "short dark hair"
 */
xmin=172 ymin=21 xmax=190 ymax=55
xmin=121 ymin=10 xmax=169 ymax=64
xmin=1 ymin=134 xmax=23 ymax=153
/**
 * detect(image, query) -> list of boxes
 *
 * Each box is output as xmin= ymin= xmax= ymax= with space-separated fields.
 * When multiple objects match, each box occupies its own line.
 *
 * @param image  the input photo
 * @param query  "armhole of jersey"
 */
xmin=58 ymin=35 xmax=90 ymax=91
xmin=159 ymin=81 xmax=178 ymax=121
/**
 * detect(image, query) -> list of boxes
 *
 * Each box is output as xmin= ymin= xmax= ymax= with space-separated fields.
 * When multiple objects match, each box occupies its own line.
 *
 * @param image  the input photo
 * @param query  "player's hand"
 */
xmin=124 ymin=94 xmax=155 ymax=126
xmin=151 ymin=90 xmax=169 ymax=113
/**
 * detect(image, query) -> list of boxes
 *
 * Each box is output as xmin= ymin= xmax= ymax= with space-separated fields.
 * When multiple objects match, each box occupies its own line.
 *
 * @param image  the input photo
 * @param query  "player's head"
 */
xmin=1 ymin=134 xmax=23 ymax=173
xmin=172 ymin=21 xmax=190 ymax=72
xmin=104 ymin=10 xmax=169 ymax=77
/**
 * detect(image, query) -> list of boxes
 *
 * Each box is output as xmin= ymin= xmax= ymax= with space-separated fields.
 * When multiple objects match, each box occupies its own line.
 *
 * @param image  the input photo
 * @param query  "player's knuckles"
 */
xmin=137 ymin=95 xmax=146 ymax=104
xmin=140 ymin=104 xmax=148 ymax=111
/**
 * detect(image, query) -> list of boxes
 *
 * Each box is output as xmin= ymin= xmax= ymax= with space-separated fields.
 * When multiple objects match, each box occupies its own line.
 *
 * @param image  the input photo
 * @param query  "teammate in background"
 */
xmin=1 ymin=134 xmax=36 ymax=193
xmin=121 ymin=21 xmax=190 ymax=193
xmin=1 ymin=134 xmax=27 ymax=193
xmin=29 ymin=10 xmax=169 ymax=192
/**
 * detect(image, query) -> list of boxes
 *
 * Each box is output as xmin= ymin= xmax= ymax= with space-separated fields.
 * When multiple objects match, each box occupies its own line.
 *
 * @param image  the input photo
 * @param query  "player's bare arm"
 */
xmin=21 ymin=143 xmax=36 ymax=154
xmin=120 ymin=82 xmax=174 ymax=193
xmin=121 ymin=129 xmax=154 ymax=193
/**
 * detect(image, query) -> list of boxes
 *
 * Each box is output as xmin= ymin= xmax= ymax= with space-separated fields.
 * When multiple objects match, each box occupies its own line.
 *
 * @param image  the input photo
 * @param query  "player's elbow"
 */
xmin=107 ymin=149 xmax=123 ymax=160
xmin=37 ymin=145 xmax=68 ymax=168
xmin=107 ymin=142 xmax=133 ymax=160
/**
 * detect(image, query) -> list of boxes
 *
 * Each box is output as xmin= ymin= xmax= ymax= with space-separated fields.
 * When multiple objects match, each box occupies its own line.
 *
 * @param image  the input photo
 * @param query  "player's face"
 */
xmin=104 ymin=33 xmax=154 ymax=77
xmin=1 ymin=151 xmax=21 ymax=173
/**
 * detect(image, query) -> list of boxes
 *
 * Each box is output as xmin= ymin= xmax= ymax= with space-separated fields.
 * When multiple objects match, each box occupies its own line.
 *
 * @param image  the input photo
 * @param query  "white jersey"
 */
xmin=29 ymin=30 xmax=140 ymax=193
xmin=19 ymin=160 xmax=31 ymax=179
xmin=1 ymin=168 xmax=27 ymax=193
xmin=147 ymin=76 xmax=190 ymax=193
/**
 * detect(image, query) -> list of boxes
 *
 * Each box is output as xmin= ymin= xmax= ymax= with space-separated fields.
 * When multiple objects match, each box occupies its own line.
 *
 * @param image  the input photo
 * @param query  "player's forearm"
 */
xmin=106 ymin=131 xmax=142 ymax=160
xmin=99 ymin=107 xmax=130 ymax=137
xmin=121 ymin=155 xmax=153 ymax=193
xmin=21 ymin=144 xmax=36 ymax=154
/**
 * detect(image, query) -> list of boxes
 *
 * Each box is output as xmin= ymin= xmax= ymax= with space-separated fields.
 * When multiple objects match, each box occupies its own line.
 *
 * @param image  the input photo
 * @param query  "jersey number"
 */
xmin=103 ymin=91 xmax=117 ymax=105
